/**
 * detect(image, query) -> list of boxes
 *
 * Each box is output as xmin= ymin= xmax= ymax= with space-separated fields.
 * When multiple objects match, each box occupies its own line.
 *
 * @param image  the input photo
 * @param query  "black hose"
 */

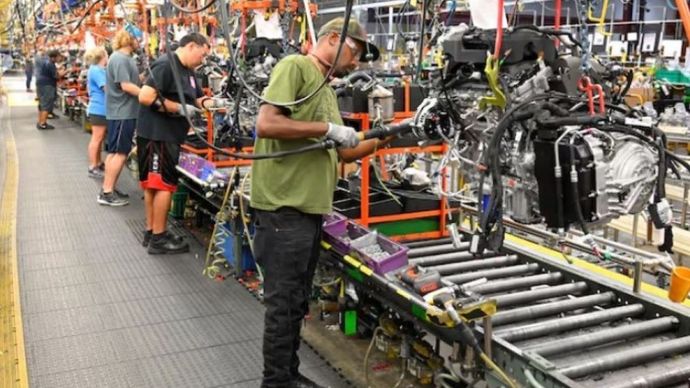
xmin=415 ymin=0 xmax=430 ymax=81
xmin=569 ymin=141 xmax=590 ymax=234
xmin=159 ymin=0 xmax=338 ymax=161
xmin=68 ymin=0 xmax=104 ymax=34
xmin=217 ymin=0 xmax=355 ymax=107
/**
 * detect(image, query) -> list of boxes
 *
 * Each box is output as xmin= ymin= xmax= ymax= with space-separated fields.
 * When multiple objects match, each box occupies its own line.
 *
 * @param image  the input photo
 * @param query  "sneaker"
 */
xmin=292 ymin=374 xmax=325 ymax=388
xmin=88 ymin=167 xmax=104 ymax=179
xmin=148 ymin=232 xmax=189 ymax=255
xmin=27 ymin=88 xmax=33 ymax=93
xmin=36 ymin=123 xmax=55 ymax=130
xmin=97 ymin=162 xmax=105 ymax=171
xmin=113 ymin=188 xmax=129 ymax=199
xmin=47 ymin=113 xmax=59 ymax=119
xmin=97 ymin=191 xmax=129 ymax=206
xmin=143 ymin=230 xmax=183 ymax=247
xmin=142 ymin=230 xmax=152 ymax=247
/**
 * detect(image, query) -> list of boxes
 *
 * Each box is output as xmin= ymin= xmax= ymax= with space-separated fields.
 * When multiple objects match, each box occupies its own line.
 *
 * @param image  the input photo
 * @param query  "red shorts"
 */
xmin=137 ymin=137 xmax=180 ymax=192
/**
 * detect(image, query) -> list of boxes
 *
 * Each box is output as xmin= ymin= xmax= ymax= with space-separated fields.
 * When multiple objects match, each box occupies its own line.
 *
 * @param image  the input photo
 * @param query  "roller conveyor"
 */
xmin=400 ymin=237 xmax=690 ymax=388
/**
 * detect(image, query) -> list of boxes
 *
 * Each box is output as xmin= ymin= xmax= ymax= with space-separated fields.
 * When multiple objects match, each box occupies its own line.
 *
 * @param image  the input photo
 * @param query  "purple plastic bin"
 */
xmin=352 ymin=235 xmax=409 ymax=275
xmin=324 ymin=220 xmax=370 ymax=254
xmin=323 ymin=212 xmax=347 ymax=237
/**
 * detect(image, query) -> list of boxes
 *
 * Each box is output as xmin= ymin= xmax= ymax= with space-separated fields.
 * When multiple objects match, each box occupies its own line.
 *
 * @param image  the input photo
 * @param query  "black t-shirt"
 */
xmin=137 ymin=53 xmax=203 ymax=144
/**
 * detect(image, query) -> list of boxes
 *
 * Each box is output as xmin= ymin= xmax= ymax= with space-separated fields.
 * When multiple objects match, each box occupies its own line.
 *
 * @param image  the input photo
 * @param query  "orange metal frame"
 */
xmin=180 ymin=111 xmax=254 ymax=167
xmin=342 ymin=112 xmax=449 ymax=240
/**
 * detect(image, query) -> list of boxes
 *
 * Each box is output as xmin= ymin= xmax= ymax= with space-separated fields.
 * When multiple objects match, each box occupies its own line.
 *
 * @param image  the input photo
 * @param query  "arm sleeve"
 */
xmin=112 ymin=57 xmax=135 ymax=84
xmin=261 ymin=58 xmax=303 ymax=114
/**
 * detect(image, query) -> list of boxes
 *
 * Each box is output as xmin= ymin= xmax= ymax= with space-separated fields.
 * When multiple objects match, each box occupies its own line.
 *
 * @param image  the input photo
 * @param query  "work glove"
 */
xmin=177 ymin=103 xmax=202 ymax=116
xmin=326 ymin=123 xmax=360 ymax=148
xmin=202 ymin=97 xmax=229 ymax=110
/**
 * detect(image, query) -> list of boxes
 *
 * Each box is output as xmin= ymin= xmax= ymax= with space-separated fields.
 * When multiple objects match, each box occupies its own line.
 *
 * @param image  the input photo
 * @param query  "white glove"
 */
xmin=326 ymin=123 xmax=360 ymax=148
xmin=202 ymin=98 xmax=229 ymax=110
xmin=177 ymin=103 xmax=202 ymax=116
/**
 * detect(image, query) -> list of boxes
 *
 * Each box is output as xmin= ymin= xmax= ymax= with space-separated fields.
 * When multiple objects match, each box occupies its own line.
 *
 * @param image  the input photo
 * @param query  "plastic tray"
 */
xmin=323 ymin=212 xmax=348 ymax=237
xmin=324 ymin=220 xmax=370 ymax=255
xmin=351 ymin=234 xmax=409 ymax=275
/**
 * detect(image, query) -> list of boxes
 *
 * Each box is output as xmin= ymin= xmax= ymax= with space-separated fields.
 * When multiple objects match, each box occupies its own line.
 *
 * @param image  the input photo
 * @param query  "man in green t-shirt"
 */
xmin=251 ymin=17 xmax=384 ymax=388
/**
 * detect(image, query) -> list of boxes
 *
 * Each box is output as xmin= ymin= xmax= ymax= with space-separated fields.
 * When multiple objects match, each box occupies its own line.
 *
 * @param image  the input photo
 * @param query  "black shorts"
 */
xmin=88 ymin=114 xmax=107 ymax=126
xmin=37 ymin=85 xmax=56 ymax=112
xmin=137 ymin=137 xmax=181 ymax=192
xmin=105 ymin=119 xmax=136 ymax=154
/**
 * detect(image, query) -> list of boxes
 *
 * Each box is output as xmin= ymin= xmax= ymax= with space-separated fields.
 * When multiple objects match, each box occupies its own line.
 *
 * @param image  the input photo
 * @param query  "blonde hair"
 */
xmin=112 ymin=30 xmax=135 ymax=50
xmin=84 ymin=47 xmax=107 ymax=66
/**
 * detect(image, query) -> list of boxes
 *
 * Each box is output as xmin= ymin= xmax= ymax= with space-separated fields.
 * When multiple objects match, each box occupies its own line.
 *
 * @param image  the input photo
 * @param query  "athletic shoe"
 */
xmin=97 ymin=191 xmax=129 ymax=206
xmin=148 ymin=232 xmax=189 ymax=254
xmin=88 ymin=167 xmax=104 ymax=179
xmin=47 ymin=113 xmax=59 ymax=119
xmin=113 ymin=188 xmax=129 ymax=199
xmin=37 ymin=123 xmax=55 ymax=130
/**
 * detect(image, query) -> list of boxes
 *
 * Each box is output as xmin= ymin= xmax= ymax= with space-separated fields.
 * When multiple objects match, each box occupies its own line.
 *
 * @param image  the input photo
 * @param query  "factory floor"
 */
xmin=0 ymin=74 xmax=347 ymax=388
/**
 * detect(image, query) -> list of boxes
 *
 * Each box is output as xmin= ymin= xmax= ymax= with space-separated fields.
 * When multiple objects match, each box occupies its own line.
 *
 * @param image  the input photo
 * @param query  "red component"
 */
xmin=577 ymin=76 xmax=605 ymax=116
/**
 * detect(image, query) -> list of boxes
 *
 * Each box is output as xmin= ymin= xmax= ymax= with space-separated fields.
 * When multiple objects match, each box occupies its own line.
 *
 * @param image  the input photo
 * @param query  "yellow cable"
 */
xmin=480 ymin=352 xmax=517 ymax=388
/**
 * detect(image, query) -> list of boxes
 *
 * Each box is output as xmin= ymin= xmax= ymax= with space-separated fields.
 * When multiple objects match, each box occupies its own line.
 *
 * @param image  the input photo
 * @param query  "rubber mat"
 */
xmin=5 ymin=75 xmax=347 ymax=388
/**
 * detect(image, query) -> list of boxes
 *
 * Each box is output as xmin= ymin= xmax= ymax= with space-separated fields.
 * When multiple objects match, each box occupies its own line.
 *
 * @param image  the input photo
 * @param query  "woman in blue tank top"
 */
xmin=85 ymin=47 xmax=108 ymax=178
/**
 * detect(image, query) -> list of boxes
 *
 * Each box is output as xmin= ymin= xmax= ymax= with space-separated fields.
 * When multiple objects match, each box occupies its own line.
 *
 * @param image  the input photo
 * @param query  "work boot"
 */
xmin=291 ymin=374 xmax=326 ymax=388
xmin=148 ymin=232 xmax=189 ymax=255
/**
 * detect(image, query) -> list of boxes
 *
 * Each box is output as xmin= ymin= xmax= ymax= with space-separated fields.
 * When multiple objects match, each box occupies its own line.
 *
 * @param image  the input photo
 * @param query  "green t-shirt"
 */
xmin=250 ymin=55 xmax=342 ymax=215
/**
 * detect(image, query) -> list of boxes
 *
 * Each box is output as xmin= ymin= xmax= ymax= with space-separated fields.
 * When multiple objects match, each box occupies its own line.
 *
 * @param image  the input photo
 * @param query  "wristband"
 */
xmin=200 ymin=96 xmax=212 ymax=109
xmin=151 ymin=99 xmax=163 ymax=112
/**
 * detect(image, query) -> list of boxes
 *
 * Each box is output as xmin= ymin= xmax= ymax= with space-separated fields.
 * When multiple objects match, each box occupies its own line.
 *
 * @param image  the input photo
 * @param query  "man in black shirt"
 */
xmin=36 ymin=50 xmax=65 ymax=130
xmin=138 ymin=33 xmax=218 ymax=254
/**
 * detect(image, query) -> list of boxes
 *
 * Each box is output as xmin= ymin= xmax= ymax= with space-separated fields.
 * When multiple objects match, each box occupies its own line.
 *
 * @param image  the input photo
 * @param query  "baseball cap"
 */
xmin=317 ymin=17 xmax=380 ymax=62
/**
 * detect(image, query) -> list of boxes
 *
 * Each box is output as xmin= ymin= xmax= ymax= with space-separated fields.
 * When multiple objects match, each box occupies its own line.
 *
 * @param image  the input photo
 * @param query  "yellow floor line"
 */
xmin=8 ymin=93 xmax=37 ymax=108
xmin=0 ymin=98 xmax=29 ymax=387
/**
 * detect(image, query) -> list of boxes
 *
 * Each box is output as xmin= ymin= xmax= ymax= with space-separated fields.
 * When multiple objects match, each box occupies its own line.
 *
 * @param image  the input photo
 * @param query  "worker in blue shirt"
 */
xmin=85 ymin=46 xmax=109 ymax=178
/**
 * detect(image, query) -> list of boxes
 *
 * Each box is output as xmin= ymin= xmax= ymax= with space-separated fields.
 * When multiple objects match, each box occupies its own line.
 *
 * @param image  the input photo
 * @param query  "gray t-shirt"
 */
xmin=106 ymin=50 xmax=140 ymax=120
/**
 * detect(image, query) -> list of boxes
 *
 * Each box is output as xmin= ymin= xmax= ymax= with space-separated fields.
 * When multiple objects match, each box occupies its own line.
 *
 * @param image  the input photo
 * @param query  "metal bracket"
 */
xmin=524 ymin=350 xmax=557 ymax=371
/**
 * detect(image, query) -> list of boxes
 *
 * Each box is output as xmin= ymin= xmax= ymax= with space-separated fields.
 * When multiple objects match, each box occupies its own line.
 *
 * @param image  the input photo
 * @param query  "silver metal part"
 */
xmin=444 ymin=263 xmax=540 ymax=284
xmin=494 ymin=304 xmax=645 ymax=342
xmin=606 ymin=139 xmax=658 ymax=215
xmin=493 ymin=282 xmax=588 ymax=307
xmin=427 ymin=255 xmax=518 ymax=275
xmin=491 ymin=292 xmax=615 ymax=326
xmin=558 ymin=336 xmax=690 ymax=378
xmin=467 ymin=272 xmax=564 ymax=295
xmin=524 ymin=317 xmax=679 ymax=357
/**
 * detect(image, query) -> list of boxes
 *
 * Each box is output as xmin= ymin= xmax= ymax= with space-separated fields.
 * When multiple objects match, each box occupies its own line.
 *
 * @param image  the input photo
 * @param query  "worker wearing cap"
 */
xmin=251 ymin=17 xmax=385 ymax=388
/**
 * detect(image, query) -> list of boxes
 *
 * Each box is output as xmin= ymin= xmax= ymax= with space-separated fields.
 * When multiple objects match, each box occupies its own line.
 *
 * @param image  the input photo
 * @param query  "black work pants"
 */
xmin=253 ymin=207 xmax=322 ymax=388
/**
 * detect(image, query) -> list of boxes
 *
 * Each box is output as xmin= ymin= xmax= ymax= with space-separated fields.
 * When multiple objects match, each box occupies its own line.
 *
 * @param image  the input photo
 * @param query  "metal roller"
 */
xmin=559 ymin=336 xmax=690 ymax=379
xmin=408 ymin=242 xmax=470 ymax=258
xmin=603 ymin=355 xmax=690 ymax=388
xmin=409 ymin=251 xmax=488 ymax=266
xmin=493 ymin=282 xmax=588 ymax=307
xmin=404 ymin=238 xmax=452 ymax=248
xmin=525 ymin=317 xmax=679 ymax=357
xmin=445 ymin=263 xmax=541 ymax=284
xmin=491 ymin=292 xmax=615 ymax=326
xmin=467 ymin=273 xmax=563 ymax=295
xmin=426 ymin=255 xmax=518 ymax=275
xmin=495 ymin=304 xmax=645 ymax=342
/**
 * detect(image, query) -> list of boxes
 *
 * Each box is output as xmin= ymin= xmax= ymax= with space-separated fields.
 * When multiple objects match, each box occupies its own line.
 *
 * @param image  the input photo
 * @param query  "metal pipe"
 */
xmin=605 ymin=355 xmax=690 ymax=388
xmin=559 ymin=336 xmax=690 ymax=379
xmin=408 ymin=242 xmax=470 ymax=258
xmin=494 ymin=282 xmax=588 ymax=307
xmin=495 ymin=304 xmax=645 ymax=342
xmin=410 ymin=251 xmax=492 ymax=266
xmin=467 ymin=273 xmax=563 ymax=295
xmin=633 ymin=260 xmax=643 ymax=293
xmin=525 ymin=317 xmax=679 ymax=357
xmin=405 ymin=237 xmax=452 ymax=249
xmin=445 ymin=263 xmax=540 ymax=284
xmin=491 ymin=292 xmax=615 ymax=326
xmin=427 ymin=255 xmax=518 ymax=275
